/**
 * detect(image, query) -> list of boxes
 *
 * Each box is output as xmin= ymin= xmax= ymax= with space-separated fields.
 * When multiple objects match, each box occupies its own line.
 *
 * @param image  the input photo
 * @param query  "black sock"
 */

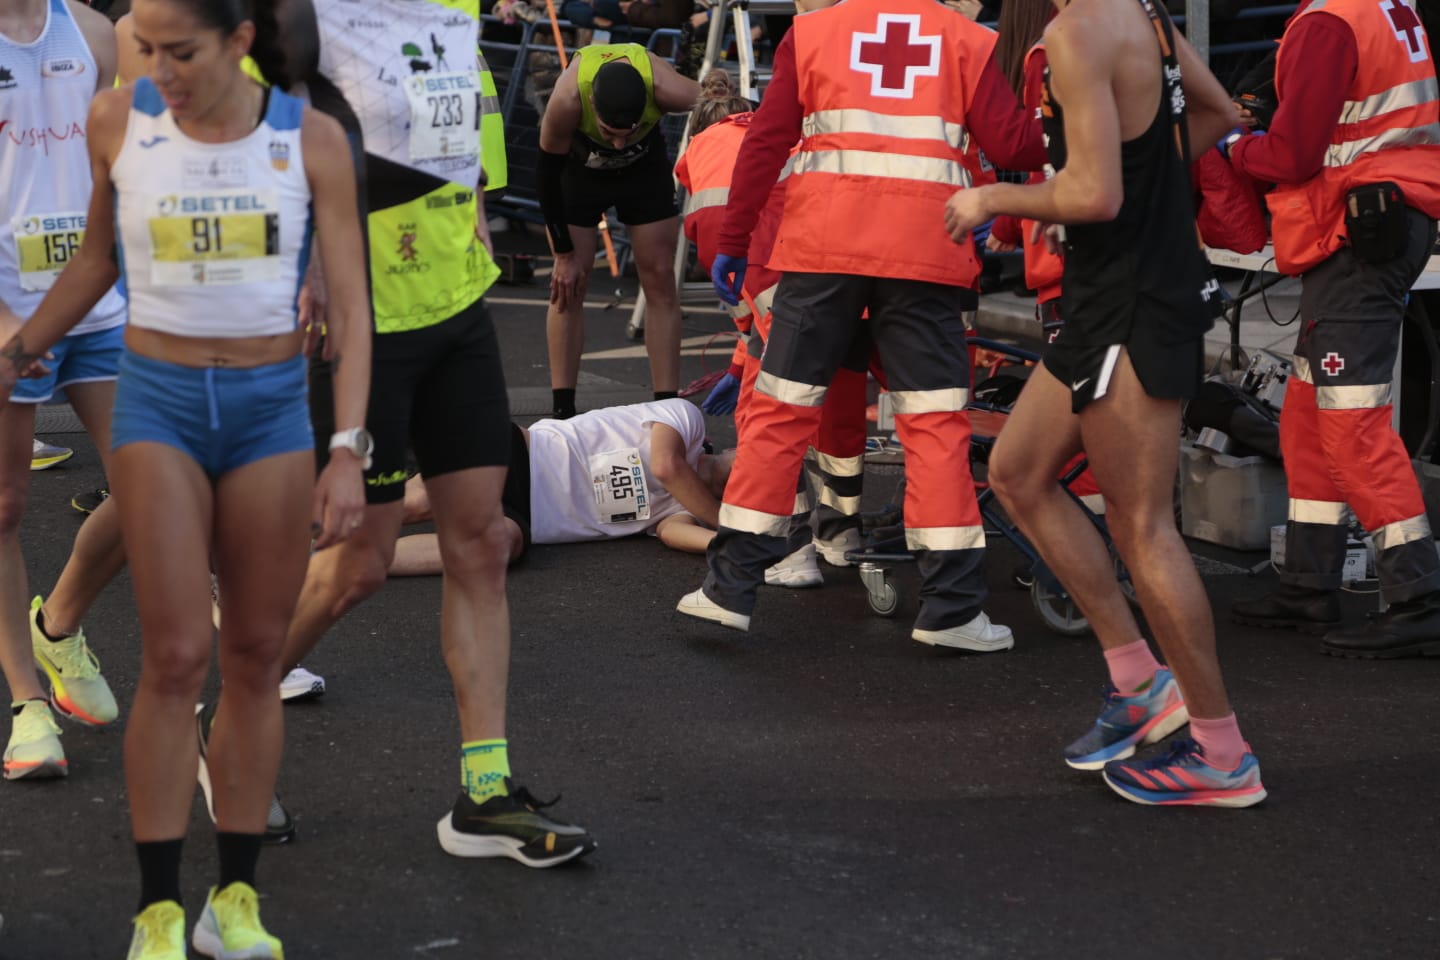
xmin=36 ymin=608 xmax=70 ymax=642
xmin=552 ymin=388 xmax=576 ymax=419
xmin=653 ymin=390 xmax=678 ymax=401
xmin=216 ymin=832 xmax=263 ymax=891
xmin=136 ymin=838 xmax=184 ymax=911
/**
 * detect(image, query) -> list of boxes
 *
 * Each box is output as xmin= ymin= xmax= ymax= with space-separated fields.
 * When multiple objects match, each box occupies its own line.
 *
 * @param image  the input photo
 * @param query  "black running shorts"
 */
xmin=310 ymin=297 xmax=511 ymax=504
xmin=562 ymin=135 xmax=679 ymax=227
xmin=1043 ymin=324 xmax=1204 ymax=414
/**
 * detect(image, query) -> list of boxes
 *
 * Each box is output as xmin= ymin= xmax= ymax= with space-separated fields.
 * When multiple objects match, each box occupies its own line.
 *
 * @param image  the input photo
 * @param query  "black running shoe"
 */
xmin=436 ymin=779 xmax=595 ymax=868
xmin=70 ymin=488 xmax=109 ymax=515
xmin=195 ymin=703 xmax=297 ymax=845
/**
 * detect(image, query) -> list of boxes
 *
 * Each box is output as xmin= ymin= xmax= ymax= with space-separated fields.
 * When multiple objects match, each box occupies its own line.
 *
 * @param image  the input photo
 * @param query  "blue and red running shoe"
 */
xmin=1063 ymin=668 xmax=1189 ymax=770
xmin=1102 ymin=738 xmax=1267 ymax=808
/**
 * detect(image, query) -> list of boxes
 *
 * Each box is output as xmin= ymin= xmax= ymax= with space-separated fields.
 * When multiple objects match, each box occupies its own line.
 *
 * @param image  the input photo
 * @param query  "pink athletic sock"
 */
xmin=1102 ymin=639 xmax=1161 ymax=695
xmin=1189 ymin=713 xmax=1247 ymax=771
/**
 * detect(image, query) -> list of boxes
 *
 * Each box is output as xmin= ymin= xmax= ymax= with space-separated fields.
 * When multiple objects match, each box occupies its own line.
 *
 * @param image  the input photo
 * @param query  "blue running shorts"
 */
xmin=111 ymin=349 xmax=313 ymax=478
xmin=10 ymin=324 xmax=124 ymax=404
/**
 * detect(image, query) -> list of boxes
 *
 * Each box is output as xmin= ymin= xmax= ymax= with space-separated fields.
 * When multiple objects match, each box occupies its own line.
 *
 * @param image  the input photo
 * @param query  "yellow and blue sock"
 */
xmin=461 ymin=739 xmax=510 ymax=804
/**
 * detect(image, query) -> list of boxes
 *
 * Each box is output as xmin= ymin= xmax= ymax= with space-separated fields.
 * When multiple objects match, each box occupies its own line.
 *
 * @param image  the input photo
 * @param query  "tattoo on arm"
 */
xmin=1 ymin=336 xmax=41 ymax=373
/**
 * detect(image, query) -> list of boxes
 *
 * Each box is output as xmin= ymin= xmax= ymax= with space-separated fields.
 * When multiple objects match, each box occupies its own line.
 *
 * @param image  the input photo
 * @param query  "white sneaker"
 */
xmin=764 ymin=543 xmax=823 ymax=588
xmin=912 ymin=612 xmax=1015 ymax=653
xmin=279 ymin=666 xmax=326 ymax=702
xmin=813 ymin=528 xmax=862 ymax=567
xmin=676 ymin=589 xmax=751 ymax=631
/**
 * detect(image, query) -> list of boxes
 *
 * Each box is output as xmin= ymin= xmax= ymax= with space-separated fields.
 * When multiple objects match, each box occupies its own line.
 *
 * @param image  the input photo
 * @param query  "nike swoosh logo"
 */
xmin=139 ymin=136 xmax=168 ymax=148
xmin=1071 ymin=378 xmax=1090 ymax=392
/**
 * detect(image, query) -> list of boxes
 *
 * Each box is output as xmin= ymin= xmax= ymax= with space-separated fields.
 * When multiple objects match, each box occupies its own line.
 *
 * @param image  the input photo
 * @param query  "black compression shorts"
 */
xmin=310 ymin=297 xmax=511 ymax=504
xmin=562 ymin=139 xmax=679 ymax=227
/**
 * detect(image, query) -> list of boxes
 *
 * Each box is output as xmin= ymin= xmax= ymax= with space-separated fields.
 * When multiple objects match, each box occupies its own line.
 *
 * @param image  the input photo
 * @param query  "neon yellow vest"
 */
xmin=478 ymin=51 xmax=507 ymax=193
xmin=575 ymin=44 xmax=662 ymax=152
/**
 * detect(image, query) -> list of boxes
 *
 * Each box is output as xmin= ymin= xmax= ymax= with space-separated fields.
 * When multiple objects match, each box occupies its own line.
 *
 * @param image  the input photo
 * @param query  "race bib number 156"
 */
xmin=11 ymin=212 xmax=87 ymax=292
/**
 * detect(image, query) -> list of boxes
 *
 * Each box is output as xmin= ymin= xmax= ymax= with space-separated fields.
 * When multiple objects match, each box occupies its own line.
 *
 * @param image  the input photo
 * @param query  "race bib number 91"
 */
xmin=147 ymin=190 xmax=281 ymax=286
xmin=590 ymin=447 xmax=651 ymax=524
xmin=405 ymin=71 xmax=481 ymax=164
xmin=11 ymin=212 xmax=87 ymax=292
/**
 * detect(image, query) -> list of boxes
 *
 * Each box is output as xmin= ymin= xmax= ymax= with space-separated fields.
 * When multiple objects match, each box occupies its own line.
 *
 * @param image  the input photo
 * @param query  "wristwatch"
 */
xmin=329 ymin=428 xmax=374 ymax=470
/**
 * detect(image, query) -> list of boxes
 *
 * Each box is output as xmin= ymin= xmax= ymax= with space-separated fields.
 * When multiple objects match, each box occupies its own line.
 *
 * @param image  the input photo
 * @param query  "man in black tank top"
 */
xmin=942 ymin=0 xmax=1267 ymax=808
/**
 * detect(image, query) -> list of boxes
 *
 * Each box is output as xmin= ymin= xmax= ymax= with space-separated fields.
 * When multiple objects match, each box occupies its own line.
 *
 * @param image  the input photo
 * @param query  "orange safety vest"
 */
xmin=676 ymin=113 xmax=786 ymax=334
xmin=1021 ymin=43 xmax=1063 ymax=301
xmin=1268 ymin=0 xmax=1440 ymax=274
xmin=769 ymin=0 xmax=996 ymax=286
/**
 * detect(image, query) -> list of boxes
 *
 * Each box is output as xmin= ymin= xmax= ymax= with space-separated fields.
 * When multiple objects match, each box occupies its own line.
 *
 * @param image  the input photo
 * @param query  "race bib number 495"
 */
xmin=147 ymin=190 xmax=281 ymax=286
xmin=590 ymin=447 xmax=651 ymax=524
xmin=11 ymin=212 xmax=87 ymax=292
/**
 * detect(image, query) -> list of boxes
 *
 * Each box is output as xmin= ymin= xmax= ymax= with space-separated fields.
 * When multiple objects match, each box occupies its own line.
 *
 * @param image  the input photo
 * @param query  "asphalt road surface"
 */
xmin=2 ymin=226 xmax=1437 ymax=960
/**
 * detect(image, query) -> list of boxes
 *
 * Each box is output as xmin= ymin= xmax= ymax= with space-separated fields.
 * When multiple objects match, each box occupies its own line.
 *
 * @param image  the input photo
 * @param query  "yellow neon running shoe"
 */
xmin=127 ymin=900 xmax=186 ymax=960
xmin=191 ymin=883 xmax=284 ymax=959
xmin=3 ymin=699 xmax=66 ymax=780
xmin=30 ymin=438 xmax=73 ymax=471
xmin=31 ymin=596 xmax=118 ymax=726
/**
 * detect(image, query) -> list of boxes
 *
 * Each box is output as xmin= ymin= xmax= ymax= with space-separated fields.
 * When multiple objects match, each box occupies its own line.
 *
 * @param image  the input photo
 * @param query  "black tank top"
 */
xmin=1042 ymin=0 xmax=1220 ymax=346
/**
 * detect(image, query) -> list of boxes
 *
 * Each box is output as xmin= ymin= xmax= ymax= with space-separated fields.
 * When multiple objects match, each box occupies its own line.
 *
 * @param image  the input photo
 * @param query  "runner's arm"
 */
xmin=650 ymin=422 xmax=721 ymax=528
xmin=945 ymin=16 xmax=1123 ymax=235
xmin=539 ymin=66 xmax=583 ymax=253
xmin=649 ymin=51 xmax=701 ymax=114
xmin=115 ymin=14 xmax=145 ymax=85
xmin=656 ymin=513 xmax=717 ymax=553
xmin=303 ymin=108 xmax=370 ymax=438
xmin=70 ymin=1 xmax=117 ymax=91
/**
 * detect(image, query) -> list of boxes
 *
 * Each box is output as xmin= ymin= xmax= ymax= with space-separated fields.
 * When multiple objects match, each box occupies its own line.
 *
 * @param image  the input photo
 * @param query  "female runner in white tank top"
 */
xmin=0 ymin=0 xmax=371 ymax=956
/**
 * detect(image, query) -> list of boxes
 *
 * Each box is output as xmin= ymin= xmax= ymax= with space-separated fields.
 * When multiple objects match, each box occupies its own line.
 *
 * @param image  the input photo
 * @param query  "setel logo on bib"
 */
xmin=148 ymin=189 xmax=281 ymax=287
xmin=12 ymin=211 xmax=87 ymax=291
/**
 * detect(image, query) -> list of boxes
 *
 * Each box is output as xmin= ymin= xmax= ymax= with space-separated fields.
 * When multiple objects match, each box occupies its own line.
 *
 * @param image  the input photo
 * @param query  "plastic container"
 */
xmin=1178 ymin=441 xmax=1287 ymax=551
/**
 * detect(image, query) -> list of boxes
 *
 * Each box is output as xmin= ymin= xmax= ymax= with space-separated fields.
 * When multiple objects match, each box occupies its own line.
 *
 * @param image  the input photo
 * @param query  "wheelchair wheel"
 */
xmin=867 ymin=580 xmax=900 ymax=617
xmin=1031 ymin=578 xmax=1091 ymax=636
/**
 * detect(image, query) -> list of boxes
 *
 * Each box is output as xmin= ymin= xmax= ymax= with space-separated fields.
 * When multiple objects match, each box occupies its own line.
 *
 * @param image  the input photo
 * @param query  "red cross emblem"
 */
xmin=1321 ymin=351 xmax=1346 ymax=376
xmin=851 ymin=14 xmax=941 ymax=99
xmin=1384 ymin=0 xmax=1427 ymax=61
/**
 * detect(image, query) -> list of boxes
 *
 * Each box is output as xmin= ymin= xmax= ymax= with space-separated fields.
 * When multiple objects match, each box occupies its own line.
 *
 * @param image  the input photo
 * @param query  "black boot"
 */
xmin=1322 ymin=593 xmax=1440 ymax=659
xmin=1232 ymin=583 xmax=1341 ymax=633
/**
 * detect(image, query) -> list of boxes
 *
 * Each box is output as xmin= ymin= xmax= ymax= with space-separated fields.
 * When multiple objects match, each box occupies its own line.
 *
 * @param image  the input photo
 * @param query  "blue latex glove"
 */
xmin=1219 ymin=126 xmax=1263 ymax=159
xmin=702 ymin=372 xmax=741 ymax=415
xmin=711 ymin=254 xmax=747 ymax=306
xmin=972 ymin=218 xmax=993 ymax=246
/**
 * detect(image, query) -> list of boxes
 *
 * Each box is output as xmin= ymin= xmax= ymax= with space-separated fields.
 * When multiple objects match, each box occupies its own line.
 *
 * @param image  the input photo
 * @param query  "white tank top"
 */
xmin=0 ymin=0 xmax=125 ymax=335
xmin=316 ymin=0 xmax=483 ymax=191
xmin=111 ymin=78 xmax=312 ymax=338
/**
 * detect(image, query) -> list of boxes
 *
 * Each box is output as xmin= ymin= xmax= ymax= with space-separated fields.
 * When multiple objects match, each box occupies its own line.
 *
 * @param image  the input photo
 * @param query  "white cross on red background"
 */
xmin=1321 ymin=351 xmax=1346 ymax=376
xmin=851 ymin=14 xmax=941 ymax=99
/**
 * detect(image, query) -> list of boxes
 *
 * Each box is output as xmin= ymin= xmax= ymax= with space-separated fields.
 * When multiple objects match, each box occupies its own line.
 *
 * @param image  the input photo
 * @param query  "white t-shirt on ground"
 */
xmin=527 ymin=399 xmax=707 ymax=544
